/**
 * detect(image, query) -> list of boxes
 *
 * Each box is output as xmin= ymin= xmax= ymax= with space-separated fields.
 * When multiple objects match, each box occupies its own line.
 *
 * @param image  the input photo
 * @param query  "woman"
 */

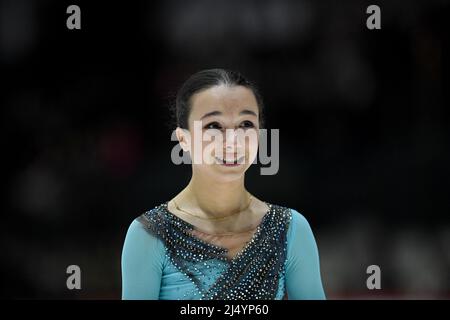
xmin=121 ymin=69 xmax=326 ymax=300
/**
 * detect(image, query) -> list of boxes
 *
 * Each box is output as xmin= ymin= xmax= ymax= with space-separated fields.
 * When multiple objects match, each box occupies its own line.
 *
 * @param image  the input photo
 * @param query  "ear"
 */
xmin=175 ymin=127 xmax=191 ymax=152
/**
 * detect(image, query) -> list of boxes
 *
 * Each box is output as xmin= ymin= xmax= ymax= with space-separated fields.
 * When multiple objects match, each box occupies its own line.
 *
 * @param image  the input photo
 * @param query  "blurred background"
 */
xmin=1 ymin=0 xmax=449 ymax=299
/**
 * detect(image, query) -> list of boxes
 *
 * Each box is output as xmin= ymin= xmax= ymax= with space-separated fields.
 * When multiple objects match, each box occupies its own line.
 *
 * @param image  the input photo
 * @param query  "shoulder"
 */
xmin=268 ymin=203 xmax=310 ymax=230
xmin=288 ymin=208 xmax=311 ymax=231
xmin=122 ymin=204 xmax=169 ymax=255
xmin=275 ymin=207 xmax=320 ymax=260
xmin=125 ymin=218 xmax=153 ymax=239
xmin=123 ymin=217 xmax=163 ymax=252
xmin=129 ymin=202 xmax=170 ymax=236
xmin=268 ymin=203 xmax=315 ymax=244
xmin=121 ymin=215 xmax=167 ymax=275
xmin=287 ymin=208 xmax=316 ymax=242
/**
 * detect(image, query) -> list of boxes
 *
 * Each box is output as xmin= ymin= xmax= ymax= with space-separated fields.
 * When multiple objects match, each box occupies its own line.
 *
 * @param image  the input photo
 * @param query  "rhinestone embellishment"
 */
xmin=137 ymin=201 xmax=292 ymax=300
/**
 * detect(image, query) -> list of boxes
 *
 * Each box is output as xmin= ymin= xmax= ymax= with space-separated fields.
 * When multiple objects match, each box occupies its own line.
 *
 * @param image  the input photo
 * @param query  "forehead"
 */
xmin=189 ymin=85 xmax=258 ymax=119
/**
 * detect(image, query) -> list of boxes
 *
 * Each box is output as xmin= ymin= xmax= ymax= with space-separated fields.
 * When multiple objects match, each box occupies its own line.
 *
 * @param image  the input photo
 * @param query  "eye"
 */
xmin=204 ymin=122 xmax=223 ymax=130
xmin=239 ymin=120 xmax=255 ymax=129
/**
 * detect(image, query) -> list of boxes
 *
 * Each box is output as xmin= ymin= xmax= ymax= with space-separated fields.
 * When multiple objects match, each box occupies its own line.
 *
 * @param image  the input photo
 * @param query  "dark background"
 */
xmin=1 ymin=0 xmax=449 ymax=299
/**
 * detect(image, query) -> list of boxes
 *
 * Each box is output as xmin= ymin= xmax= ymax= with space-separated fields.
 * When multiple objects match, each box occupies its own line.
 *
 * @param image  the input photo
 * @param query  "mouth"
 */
xmin=214 ymin=156 xmax=245 ymax=166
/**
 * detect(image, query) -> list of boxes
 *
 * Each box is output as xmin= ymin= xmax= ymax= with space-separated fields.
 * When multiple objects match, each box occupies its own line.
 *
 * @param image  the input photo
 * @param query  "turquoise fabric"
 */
xmin=121 ymin=208 xmax=326 ymax=300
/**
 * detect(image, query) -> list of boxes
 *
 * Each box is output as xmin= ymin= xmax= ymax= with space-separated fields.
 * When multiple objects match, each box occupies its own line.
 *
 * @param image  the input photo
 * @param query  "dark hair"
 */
xmin=173 ymin=69 xmax=264 ymax=129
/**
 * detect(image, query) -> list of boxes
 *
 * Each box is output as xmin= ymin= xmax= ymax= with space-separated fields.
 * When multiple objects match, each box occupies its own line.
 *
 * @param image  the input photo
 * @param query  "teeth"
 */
xmin=215 ymin=156 xmax=244 ymax=164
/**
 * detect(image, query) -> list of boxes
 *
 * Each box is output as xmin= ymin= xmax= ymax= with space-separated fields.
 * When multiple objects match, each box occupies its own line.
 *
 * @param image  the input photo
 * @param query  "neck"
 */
xmin=182 ymin=172 xmax=249 ymax=218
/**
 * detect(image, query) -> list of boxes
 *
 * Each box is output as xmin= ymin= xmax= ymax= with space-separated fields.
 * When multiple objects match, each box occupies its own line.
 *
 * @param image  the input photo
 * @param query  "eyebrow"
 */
xmin=200 ymin=109 xmax=257 ymax=120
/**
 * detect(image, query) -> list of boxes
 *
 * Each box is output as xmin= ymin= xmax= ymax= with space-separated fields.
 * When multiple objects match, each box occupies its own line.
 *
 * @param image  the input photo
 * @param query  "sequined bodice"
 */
xmin=137 ymin=201 xmax=292 ymax=300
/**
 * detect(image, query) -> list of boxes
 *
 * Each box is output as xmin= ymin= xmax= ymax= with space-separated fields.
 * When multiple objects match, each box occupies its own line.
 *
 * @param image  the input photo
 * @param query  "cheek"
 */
xmin=188 ymin=131 xmax=205 ymax=163
xmin=190 ymin=131 xmax=221 ymax=164
xmin=203 ymin=132 xmax=221 ymax=157
xmin=247 ymin=137 xmax=259 ymax=162
xmin=203 ymin=141 xmax=217 ymax=160
xmin=242 ymin=129 xmax=259 ymax=152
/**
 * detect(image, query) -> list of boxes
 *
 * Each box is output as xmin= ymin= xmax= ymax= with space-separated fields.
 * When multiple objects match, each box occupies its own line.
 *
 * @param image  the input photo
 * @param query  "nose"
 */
xmin=225 ymin=128 xmax=237 ymax=140
xmin=224 ymin=129 xmax=244 ymax=152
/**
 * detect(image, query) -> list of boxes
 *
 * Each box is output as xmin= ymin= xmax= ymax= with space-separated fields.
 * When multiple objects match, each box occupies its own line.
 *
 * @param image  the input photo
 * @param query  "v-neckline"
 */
xmin=162 ymin=201 xmax=273 ymax=263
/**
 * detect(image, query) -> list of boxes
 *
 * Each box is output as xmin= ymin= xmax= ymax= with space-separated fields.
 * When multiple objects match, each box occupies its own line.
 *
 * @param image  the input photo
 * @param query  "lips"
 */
xmin=214 ymin=156 xmax=245 ymax=165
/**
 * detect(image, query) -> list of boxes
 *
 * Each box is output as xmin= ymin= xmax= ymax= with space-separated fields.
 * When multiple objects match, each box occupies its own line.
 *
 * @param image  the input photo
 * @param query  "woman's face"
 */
xmin=176 ymin=84 xmax=260 ymax=183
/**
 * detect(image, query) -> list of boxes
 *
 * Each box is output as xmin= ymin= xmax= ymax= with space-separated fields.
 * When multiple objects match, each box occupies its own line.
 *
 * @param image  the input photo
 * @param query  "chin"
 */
xmin=210 ymin=165 xmax=248 ymax=183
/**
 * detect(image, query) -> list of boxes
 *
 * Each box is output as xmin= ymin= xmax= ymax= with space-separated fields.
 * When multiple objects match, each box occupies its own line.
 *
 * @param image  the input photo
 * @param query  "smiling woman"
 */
xmin=120 ymin=68 xmax=326 ymax=300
